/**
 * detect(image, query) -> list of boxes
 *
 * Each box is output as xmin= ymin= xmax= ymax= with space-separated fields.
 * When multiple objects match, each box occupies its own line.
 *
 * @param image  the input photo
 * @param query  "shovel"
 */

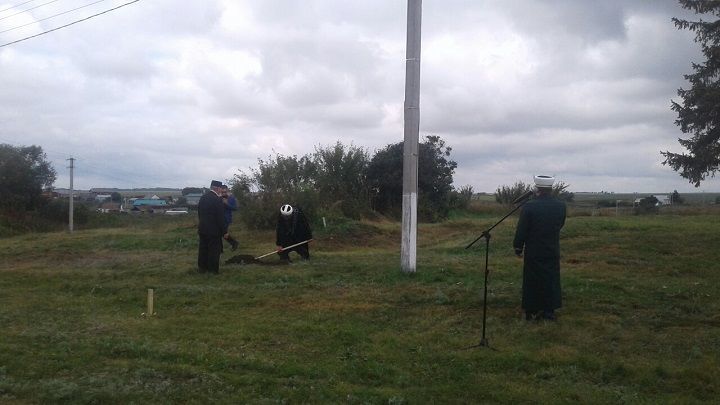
xmin=254 ymin=239 xmax=313 ymax=259
xmin=226 ymin=239 xmax=313 ymax=265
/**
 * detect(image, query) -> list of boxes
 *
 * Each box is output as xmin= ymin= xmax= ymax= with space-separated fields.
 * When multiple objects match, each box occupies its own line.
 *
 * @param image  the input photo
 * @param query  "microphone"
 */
xmin=512 ymin=190 xmax=534 ymax=204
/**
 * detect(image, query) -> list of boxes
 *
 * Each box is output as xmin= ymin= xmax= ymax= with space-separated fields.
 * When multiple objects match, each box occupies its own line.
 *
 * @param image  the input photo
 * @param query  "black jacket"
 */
xmin=513 ymin=194 xmax=566 ymax=311
xmin=276 ymin=209 xmax=312 ymax=247
xmin=197 ymin=190 xmax=227 ymax=237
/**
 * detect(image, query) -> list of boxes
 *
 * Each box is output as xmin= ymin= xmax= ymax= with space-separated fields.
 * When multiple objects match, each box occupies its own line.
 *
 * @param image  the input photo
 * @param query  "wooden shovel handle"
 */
xmin=254 ymin=239 xmax=314 ymax=260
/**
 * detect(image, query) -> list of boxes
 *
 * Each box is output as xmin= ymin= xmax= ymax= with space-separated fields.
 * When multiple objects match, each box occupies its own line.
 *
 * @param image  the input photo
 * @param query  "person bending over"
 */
xmin=275 ymin=204 xmax=312 ymax=262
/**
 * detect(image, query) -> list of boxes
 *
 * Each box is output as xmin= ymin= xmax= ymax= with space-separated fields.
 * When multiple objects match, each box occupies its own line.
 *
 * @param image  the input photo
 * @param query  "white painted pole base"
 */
xmin=401 ymin=192 xmax=417 ymax=273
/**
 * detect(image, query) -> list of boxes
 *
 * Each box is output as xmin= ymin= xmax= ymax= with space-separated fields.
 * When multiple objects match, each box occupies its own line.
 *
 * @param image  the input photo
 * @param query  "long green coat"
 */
xmin=513 ymin=194 xmax=566 ymax=312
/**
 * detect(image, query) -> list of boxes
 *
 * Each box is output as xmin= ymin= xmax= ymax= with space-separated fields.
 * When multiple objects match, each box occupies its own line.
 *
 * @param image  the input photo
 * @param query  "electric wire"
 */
xmin=0 ymin=138 xmax=166 ymax=189
xmin=0 ymin=0 xmax=61 ymax=22
xmin=0 ymin=0 xmax=140 ymax=48
xmin=59 ymin=156 xmax=153 ymax=189
xmin=0 ymin=136 xmax=75 ymax=159
xmin=0 ymin=0 xmax=108 ymax=35
xmin=0 ymin=137 xmax=171 ymax=188
xmin=0 ymin=0 xmax=39 ymax=14
xmin=78 ymin=159 xmax=149 ymax=185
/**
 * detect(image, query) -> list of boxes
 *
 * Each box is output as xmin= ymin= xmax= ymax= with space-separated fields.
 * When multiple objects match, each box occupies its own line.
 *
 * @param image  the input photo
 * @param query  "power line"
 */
xmin=0 ymin=0 xmax=62 ymax=22
xmin=0 ymin=136 xmax=75 ymax=158
xmin=0 ymin=0 xmax=140 ymax=48
xmin=0 ymin=0 xmax=39 ymax=14
xmin=78 ymin=160 xmax=147 ymax=184
xmin=0 ymin=137 xmax=150 ymax=187
xmin=0 ymin=0 xmax=109 ymax=35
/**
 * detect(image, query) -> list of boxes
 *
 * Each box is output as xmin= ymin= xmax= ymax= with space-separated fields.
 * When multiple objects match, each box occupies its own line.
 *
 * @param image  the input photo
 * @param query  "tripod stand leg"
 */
xmin=466 ymin=236 xmax=495 ymax=350
xmin=480 ymin=236 xmax=490 ymax=344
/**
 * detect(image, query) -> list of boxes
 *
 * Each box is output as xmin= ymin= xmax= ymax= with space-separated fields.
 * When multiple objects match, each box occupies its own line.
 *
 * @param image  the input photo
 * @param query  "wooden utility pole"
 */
xmin=68 ymin=157 xmax=75 ymax=233
xmin=401 ymin=0 xmax=422 ymax=273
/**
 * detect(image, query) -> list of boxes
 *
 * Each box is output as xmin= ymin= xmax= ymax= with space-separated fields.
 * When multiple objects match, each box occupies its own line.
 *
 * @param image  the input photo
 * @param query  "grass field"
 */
xmin=1 ymin=209 xmax=719 ymax=403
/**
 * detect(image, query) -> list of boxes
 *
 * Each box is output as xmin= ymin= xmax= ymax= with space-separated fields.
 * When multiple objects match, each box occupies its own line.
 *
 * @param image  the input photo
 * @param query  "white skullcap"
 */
xmin=534 ymin=175 xmax=555 ymax=188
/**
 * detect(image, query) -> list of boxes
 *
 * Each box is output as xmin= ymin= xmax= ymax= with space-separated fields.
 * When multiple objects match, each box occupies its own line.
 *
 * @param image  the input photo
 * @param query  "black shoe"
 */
xmin=231 ymin=240 xmax=239 ymax=251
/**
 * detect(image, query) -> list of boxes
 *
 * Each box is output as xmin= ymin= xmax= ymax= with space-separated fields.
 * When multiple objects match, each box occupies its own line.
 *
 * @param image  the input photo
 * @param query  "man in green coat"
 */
xmin=513 ymin=175 xmax=566 ymax=321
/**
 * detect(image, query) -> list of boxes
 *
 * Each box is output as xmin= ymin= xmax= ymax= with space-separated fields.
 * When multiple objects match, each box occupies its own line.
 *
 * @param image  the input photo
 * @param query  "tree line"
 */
xmin=229 ymin=135 xmax=473 ymax=229
xmin=3 ymin=139 xmax=591 ymax=234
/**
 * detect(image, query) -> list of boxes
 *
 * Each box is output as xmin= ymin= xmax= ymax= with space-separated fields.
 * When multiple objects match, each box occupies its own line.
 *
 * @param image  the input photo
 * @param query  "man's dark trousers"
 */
xmin=197 ymin=189 xmax=227 ymax=274
xmin=198 ymin=234 xmax=223 ymax=273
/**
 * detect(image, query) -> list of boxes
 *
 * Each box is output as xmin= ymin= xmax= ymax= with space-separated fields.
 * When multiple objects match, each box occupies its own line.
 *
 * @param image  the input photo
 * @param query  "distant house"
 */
xmin=98 ymin=202 xmax=121 ymax=213
xmin=90 ymin=188 xmax=120 ymax=194
xmin=132 ymin=198 xmax=168 ymax=212
xmin=95 ymin=194 xmax=112 ymax=202
xmin=185 ymin=193 xmax=203 ymax=206
xmin=133 ymin=199 xmax=167 ymax=207
xmin=53 ymin=188 xmax=92 ymax=201
xmin=655 ymin=195 xmax=671 ymax=205
xmin=634 ymin=195 xmax=671 ymax=207
xmin=42 ymin=190 xmax=59 ymax=199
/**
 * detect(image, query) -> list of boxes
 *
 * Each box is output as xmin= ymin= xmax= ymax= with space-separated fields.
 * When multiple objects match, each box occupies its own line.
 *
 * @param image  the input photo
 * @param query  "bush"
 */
xmin=0 ymin=144 xmax=56 ymax=213
xmin=364 ymin=135 xmax=457 ymax=222
xmin=37 ymin=200 xmax=90 ymax=225
xmin=671 ymin=190 xmax=684 ymax=205
xmin=634 ymin=196 xmax=659 ymax=215
xmin=231 ymin=138 xmax=459 ymax=226
xmin=597 ymin=199 xmax=617 ymax=208
xmin=312 ymin=142 xmax=371 ymax=218
xmin=553 ymin=181 xmax=574 ymax=202
xmin=418 ymin=197 xmax=443 ymax=223
xmin=0 ymin=202 xmax=85 ymax=236
xmin=236 ymin=188 xmax=320 ymax=230
xmin=449 ymin=185 xmax=474 ymax=210
xmin=495 ymin=182 xmax=533 ymax=205
xmin=496 ymin=180 xmax=573 ymax=205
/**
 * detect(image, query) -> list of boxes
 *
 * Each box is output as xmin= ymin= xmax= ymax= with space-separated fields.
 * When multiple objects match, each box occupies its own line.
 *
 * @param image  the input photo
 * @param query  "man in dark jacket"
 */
xmin=276 ymin=204 xmax=312 ymax=261
xmin=513 ymin=175 xmax=566 ymax=321
xmin=197 ymin=180 xmax=228 ymax=273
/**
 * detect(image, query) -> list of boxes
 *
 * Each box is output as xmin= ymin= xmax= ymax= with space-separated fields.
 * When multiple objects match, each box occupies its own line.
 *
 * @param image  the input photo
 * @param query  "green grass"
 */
xmin=1 ymin=212 xmax=719 ymax=403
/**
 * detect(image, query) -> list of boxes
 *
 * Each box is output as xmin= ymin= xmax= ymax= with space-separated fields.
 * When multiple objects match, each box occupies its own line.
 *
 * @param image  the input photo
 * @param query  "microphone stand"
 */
xmin=465 ymin=196 xmax=531 ymax=349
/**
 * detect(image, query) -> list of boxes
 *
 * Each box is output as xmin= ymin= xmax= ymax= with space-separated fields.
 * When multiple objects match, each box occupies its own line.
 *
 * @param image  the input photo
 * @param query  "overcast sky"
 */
xmin=1 ymin=0 xmax=718 ymax=193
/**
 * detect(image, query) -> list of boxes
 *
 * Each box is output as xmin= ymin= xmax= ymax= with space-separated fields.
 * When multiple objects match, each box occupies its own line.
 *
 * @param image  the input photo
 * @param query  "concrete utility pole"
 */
xmin=68 ymin=157 xmax=74 ymax=233
xmin=401 ymin=0 xmax=422 ymax=273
